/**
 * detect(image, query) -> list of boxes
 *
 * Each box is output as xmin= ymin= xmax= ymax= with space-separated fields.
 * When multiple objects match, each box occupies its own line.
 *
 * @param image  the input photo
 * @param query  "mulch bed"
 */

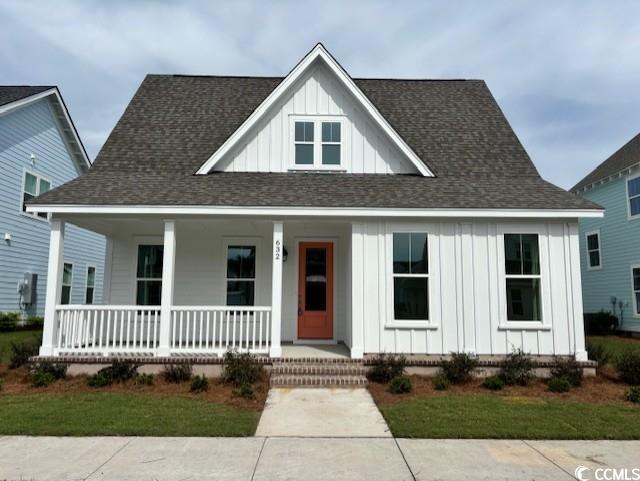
xmin=368 ymin=374 xmax=636 ymax=406
xmin=0 ymin=365 xmax=268 ymax=411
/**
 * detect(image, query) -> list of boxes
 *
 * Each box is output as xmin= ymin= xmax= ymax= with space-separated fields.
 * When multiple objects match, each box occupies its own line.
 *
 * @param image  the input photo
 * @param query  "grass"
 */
xmin=0 ymin=392 xmax=260 ymax=436
xmin=378 ymin=394 xmax=640 ymax=439
xmin=587 ymin=335 xmax=640 ymax=365
xmin=0 ymin=329 xmax=42 ymax=364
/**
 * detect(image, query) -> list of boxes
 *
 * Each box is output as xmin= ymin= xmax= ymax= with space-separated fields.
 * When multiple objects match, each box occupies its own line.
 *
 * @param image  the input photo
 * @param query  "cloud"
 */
xmin=0 ymin=0 xmax=638 ymax=188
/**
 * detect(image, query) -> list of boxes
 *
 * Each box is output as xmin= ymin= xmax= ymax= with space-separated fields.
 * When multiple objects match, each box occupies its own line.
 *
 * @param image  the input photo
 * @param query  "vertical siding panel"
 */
xmin=460 ymin=223 xmax=476 ymax=352
xmin=472 ymin=224 xmax=491 ymax=354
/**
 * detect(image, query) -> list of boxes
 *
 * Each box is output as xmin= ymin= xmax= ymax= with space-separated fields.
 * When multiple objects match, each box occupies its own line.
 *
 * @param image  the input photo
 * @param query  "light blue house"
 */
xmin=0 ymin=86 xmax=105 ymax=317
xmin=572 ymin=133 xmax=640 ymax=333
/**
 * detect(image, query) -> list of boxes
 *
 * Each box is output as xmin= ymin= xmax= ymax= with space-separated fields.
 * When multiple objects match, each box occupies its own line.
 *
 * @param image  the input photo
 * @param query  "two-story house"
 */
xmin=572 ymin=132 xmax=640 ymax=334
xmin=28 ymin=45 xmax=601 ymax=361
xmin=0 ymin=86 xmax=105 ymax=317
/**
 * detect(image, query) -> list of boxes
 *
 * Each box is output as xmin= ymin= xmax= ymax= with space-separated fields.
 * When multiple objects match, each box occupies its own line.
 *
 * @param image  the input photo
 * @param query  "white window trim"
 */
xmin=631 ymin=264 xmax=640 ymax=318
xmin=585 ymin=229 xmax=603 ymax=271
xmin=385 ymin=223 xmax=440 ymax=329
xmin=626 ymin=173 xmax=640 ymax=220
xmin=133 ymin=237 xmax=163 ymax=306
xmin=289 ymin=115 xmax=346 ymax=171
xmin=497 ymin=225 xmax=551 ymax=329
xmin=85 ymin=265 xmax=96 ymax=304
xmin=61 ymin=261 xmax=73 ymax=305
xmin=222 ymin=237 xmax=261 ymax=307
xmin=20 ymin=168 xmax=52 ymax=222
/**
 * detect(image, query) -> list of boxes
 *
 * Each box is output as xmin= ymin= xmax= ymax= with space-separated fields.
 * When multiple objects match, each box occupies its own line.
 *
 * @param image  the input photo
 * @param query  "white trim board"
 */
xmin=195 ymin=43 xmax=433 ymax=177
xmin=27 ymin=204 xmax=604 ymax=218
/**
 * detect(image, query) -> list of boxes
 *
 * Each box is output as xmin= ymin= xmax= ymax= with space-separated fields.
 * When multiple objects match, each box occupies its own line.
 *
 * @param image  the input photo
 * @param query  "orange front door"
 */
xmin=298 ymin=242 xmax=334 ymax=339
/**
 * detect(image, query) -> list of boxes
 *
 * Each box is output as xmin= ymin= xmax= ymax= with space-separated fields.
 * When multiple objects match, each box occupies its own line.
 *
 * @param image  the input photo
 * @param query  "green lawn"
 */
xmin=0 ymin=392 xmax=260 ymax=436
xmin=379 ymin=395 xmax=640 ymax=439
xmin=587 ymin=335 xmax=640 ymax=365
xmin=0 ymin=329 xmax=42 ymax=364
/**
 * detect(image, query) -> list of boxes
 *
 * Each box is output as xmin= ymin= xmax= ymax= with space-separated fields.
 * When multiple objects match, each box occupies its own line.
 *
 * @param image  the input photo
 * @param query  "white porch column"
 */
xmin=270 ymin=221 xmax=283 ymax=357
xmin=40 ymin=219 xmax=65 ymax=356
xmin=350 ymin=221 xmax=365 ymax=359
xmin=157 ymin=220 xmax=176 ymax=357
xmin=101 ymin=237 xmax=114 ymax=304
xmin=569 ymin=223 xmax=588 ymax=361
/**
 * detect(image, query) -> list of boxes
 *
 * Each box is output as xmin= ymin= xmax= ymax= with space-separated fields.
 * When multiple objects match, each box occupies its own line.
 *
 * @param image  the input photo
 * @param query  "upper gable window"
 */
xmin=628 ymin=175 xmax=640 ymax=218
xmin=22 ymin=171 xmax=51 ymax=220
xmin=291 ymin=117 xmax=342 ymax=169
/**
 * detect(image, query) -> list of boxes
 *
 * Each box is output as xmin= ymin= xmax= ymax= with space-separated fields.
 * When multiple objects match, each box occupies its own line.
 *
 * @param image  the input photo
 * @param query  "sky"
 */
xmin=1 ymin=0 xmax=639 ymax=189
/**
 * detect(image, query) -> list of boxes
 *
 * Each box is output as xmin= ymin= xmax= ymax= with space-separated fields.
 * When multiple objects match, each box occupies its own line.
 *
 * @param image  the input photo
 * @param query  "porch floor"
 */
xmin=281 ymin=343 xmax=350 ymax=359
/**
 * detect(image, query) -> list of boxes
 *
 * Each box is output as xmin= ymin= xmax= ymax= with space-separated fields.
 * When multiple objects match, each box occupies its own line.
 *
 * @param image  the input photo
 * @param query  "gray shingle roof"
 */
xmin=30 ymin=74 xmax=599 ymax=211
xmin=572 ymin=132 xmax=640 ymax=192
xmin=0 ymin=86 xmax=53 ymax=107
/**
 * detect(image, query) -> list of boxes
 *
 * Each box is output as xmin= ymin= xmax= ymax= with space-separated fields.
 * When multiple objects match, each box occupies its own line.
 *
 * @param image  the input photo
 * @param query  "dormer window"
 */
xmin=291 ymin=117 xmax=342 ymax=169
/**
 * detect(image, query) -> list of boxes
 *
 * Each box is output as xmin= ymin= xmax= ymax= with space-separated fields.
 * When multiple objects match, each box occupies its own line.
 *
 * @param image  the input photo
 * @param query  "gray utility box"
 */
xmin=20 ymin=272 xmax=37 ymax=306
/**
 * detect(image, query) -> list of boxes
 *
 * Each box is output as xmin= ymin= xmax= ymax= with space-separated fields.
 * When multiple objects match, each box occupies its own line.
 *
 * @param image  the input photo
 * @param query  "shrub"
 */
xmin=235 ymin=382 xmax=255 ymax=400
xmin=586 ymin=341 xmax=610 ymax=367
xmin=163 ymin=363 xmax=193 ymax=383
xmin=105 ymin=360 xmax=139 ymax=382
xmin=626 ymin=386 xmax=640 ymax=404
xmin=0 ymin=312 xmax=20 ymax=331
xmin=367 ymin=353 xmax=406 ymax=384
xmin=483 ymin=375 xmax=505 ymax=391
xmin=440 ymin=352 xmax=478 ymax=384
xmin=9 ymin=337 xmax=40 ymax=368
xmin=584 ymin=310 xmax=618 ymax=336
xmin=190 ymin=374 xmax=209 ymax=393
xmin=499 ymin=349 xmax=534 ymax=386
xmin=432 ymin=372 xmax=450 ymax=391
xmin=615 ymin=351 xmax=640 ymax=385
xmin=31 ymin=371 xmax=55 ymax=387
xmin=550 ymin=357 xmax=583 ymax=387
xmin=389 ymin=375 xmax=412 ymax=394
xmin=25 ymin=316 xmax=44 ymax=330
xmin=30 ymin=361 xmax=67 ymax=381
xmin=87 ymin=371 xmax=112 ymax=387
xmin=222 ymin=350 xmax=263 ymax=386
xmin=548 ymin=376 xmax=571 ymax=393
xmin=134 ymin=373 xmax=154 ymax=386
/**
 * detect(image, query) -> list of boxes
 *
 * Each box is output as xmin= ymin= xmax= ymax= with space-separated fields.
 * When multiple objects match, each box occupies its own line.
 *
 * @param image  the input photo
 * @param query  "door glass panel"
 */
xmin=305 ymin=248 xmax=326 ymax=311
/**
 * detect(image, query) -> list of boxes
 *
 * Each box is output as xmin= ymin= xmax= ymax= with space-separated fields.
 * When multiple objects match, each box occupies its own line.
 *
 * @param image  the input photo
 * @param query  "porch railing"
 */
xmin=52 ymin=305 xmax=271 ymax=356
xmin=170 ymin=306 xmax=271 ymax=355
xmin=54 ymin=305 xmax=161 ymax=355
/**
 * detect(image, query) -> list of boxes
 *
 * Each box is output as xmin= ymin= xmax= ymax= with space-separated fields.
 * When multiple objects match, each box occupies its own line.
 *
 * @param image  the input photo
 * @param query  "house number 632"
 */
xmin=274 ymin=239 xmax=281 ymax=260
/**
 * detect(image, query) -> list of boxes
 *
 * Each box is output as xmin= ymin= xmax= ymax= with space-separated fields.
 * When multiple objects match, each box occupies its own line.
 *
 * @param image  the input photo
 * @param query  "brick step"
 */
xmin=271 ymin=364 xmax=368 ymax=376
xmin=270 ymin=373 xmax=368 ymax=387
xmin=272 ymin=357 xmax=364 ymax=364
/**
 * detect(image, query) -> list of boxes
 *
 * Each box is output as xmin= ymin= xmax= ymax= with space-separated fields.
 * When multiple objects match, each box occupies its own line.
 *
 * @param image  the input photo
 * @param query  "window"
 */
xmin=136 ymin=245 xmax=163 ymax=305
xmin=226 ymin=245 xmax=256 ymax=306
xmin=504 ymin=234 xmax=541 ymax=321
xmin=294 ymin=121 xmax=314 ymax=165
xmin=22 ymin=171 xmax=51 ymax=219
xmin=632 ymin=266 xmax=640 ymax=316
xmin=61 ymin=262 xmax=73 ymax=305
xmin=628 ymin=176 xmax=640 ymax=218
xmin=586 ymin=231 xmax=602 ymax=269
xmin=85 ymin=266 xmax=96 ymax=304
xmin=392 ymin=233 xmax=428 ymax=320
xmin=321 ymin=121 xmax=341 ymax=165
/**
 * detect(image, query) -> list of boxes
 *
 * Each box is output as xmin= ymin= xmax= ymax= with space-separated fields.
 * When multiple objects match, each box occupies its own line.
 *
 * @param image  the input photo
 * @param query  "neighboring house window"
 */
xmin=294 ymin=121 xmax=314 ymax=165
xmin=22 ymin=171 xmax=51 ymax=219
xmin=321 ymin=121 xmax=341 ymax=165
xmin=504 ymin=234 xmax=541 ymax=321
xmin=392 ymin=233 xmax=429 ymax=320
xmin=226 ymin=245 xmax=256 ymax=306
xmin=586 ymin=231 xmax=602 ymax=269
xmin=632 ymin=266 xmax=640 ymax=316
xmin=85 ymin=266 xmax=96 ymax=304
xmin=628 ymin=176 xmax=640 ymax=218
xmin=136 ymin=245 xmax=163 ymax=305
xmin=61 ymin=262 xmax=73 ymax=305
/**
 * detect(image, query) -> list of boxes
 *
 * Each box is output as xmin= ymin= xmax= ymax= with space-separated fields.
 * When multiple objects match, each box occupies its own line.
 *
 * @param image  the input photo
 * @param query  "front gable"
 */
xmin=197 ymin=44 xmax=432 ymax=176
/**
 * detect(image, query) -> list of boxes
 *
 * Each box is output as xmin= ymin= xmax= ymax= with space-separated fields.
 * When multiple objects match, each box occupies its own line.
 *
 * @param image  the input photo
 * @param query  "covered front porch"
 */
xmin=39 ymin=216 xmax=364 ymax=359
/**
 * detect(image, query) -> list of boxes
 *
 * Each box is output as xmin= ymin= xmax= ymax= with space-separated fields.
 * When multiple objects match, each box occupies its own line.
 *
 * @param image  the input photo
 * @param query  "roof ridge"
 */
xmin=145 ymin=73 xmax=480 ymax=82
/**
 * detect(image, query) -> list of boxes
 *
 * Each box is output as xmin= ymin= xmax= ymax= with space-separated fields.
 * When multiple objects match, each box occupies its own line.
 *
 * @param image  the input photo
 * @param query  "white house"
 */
xmin=29 ymin=44 xmax=602 ymax=361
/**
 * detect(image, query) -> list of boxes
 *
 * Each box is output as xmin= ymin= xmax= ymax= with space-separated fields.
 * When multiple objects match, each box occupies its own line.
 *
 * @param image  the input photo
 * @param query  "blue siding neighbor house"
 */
xmin=572 ymin=132 xmax=640 ymax=333
xmin=0 ymin=86 xmax=105 ymax=317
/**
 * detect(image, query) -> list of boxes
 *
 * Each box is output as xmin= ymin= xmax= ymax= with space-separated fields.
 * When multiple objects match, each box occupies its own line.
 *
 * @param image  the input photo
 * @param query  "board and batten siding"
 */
xmin=0 ymin=98 xmax=105 ymax=315
xmin=215 ymin=60 xmax=417 ymax=174
xmin=578 ymin=175 xmax=640 ymax=332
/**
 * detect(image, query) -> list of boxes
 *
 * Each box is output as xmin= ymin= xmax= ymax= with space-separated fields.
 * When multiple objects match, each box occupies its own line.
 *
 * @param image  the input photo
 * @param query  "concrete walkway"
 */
xmin=1 ymin=436 xmax=639 ymax=481
xmin=256 ymin=387 xmax=390 ymax=437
